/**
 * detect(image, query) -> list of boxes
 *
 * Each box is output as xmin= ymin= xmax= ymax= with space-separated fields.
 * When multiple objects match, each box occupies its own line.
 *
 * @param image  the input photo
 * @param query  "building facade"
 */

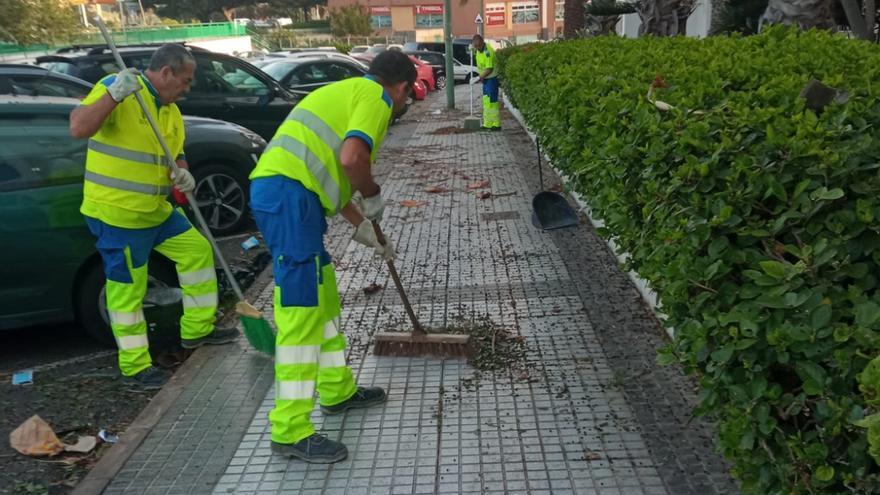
xmin=326 ymin=0 xmax=565 ymax=43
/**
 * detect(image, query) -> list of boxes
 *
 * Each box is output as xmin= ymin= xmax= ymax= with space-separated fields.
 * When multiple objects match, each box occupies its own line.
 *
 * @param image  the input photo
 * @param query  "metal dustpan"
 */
xmin=532 ymin=140 xmax=579 ymax=230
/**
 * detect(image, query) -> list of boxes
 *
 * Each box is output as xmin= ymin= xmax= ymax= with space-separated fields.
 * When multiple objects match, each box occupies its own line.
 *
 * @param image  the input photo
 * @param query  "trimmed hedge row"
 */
xmin=498 ymin=28 xmax=880 ymax=494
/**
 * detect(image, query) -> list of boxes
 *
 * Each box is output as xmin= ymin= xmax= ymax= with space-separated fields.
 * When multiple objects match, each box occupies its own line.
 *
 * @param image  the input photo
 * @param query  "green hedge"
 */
xmin=499 ymin=28 xmax=880 ymax=494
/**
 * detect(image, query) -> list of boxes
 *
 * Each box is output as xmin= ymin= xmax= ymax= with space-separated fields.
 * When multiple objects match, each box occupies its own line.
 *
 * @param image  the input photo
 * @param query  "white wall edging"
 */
xmin=503 ymin=92 xmax=674 ymax=339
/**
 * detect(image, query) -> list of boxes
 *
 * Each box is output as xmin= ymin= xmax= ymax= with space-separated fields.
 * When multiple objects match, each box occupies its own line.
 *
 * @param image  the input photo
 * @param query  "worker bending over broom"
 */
xmin=249 ymin=50 xmax=417 ymax=463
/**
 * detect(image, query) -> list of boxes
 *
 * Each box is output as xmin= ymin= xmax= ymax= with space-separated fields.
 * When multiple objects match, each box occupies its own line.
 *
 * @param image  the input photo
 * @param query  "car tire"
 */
xmin=191 ymin=162 xmax=250 ymax=237
xmin=436 ymin=75 xmax=447 ymax=89
xmin=75 ymin=256 xmax=182 ymax=348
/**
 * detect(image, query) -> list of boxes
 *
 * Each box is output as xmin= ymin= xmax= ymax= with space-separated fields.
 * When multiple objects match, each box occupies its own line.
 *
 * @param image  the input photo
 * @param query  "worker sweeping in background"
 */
xmin=69 ymin=44 xmax=239 ymax=390
xmin=248 ymin=50 xmax=417 ymax=463
xmin=471 ymin=34 xmax=501 ymax=130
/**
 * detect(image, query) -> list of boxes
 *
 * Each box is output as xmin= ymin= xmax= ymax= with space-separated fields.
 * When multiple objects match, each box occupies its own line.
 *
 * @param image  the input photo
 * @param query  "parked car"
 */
xmin=403 ymin=40 xmax=471 ymax=65
xmin=405 ymin=51 xmax=447 ymax=89
xmin=358 ymin=44 xmax=387 ymax=62
xmin=409 ymin=55 xmax=437 ymax=91
xmin=0 ymin=66 xmax=266 ymax=237
xmin=0 ymin=95 xmax=265 ymax=342
xmin=411 ymin=80 xmax=427 ymax=101
xmin=349 ymin=45 xmax=369 ymax=54
xmin=275 ymin=51 xmax=369 ymax=71
xmin=36 ymin=44 xmax=299 ymax=141
xmin=261 ymin=57 xmax=366 ymax=96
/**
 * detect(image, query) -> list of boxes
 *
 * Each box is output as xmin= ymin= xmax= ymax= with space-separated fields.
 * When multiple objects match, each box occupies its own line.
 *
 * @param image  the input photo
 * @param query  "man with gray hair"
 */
xmin=69 ymin=43 xmax=239 ymax=390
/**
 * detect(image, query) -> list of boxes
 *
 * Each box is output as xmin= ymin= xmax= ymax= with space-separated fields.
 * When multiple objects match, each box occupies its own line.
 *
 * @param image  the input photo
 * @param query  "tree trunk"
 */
xmin=564 ymin=0 xmax=585 ymax=38
xmin=839 ymin=0 xmax=871 ymax=38
xmin=759 ymin=0 xmax=834 ymax=30
xmin=637 ymin=0 xmax=693 ymax=35
xmin=709 ymin=0 xmax=729 ymax=34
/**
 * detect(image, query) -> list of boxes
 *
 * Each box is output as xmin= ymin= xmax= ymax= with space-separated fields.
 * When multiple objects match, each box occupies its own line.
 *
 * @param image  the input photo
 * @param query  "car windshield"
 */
xmin=263 ymin=61 xmax=298 ymax=81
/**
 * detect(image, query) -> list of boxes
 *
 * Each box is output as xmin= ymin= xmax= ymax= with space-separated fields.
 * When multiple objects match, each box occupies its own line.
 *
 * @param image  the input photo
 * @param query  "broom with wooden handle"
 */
xmin=94 ymin=17 xmax=275 ymax=355
xmin=370 ymin=221 xmax=471 ymax=358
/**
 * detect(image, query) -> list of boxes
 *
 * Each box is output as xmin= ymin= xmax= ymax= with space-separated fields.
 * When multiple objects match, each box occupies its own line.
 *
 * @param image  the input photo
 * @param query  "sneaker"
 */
xmin=181 ymin=325 xmax=239 ymax=349
xmin=271 ymin=434 xmax=348 ymax=463
xmin=123 ymin=366 xmax=170 ymax=390
xmin=321 ymin=386 xmax=387 ymax=415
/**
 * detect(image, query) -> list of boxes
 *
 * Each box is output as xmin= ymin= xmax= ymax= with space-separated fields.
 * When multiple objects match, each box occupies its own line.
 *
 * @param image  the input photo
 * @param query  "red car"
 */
xmin=412 ymin=79 xmax=427 ymax=100
xmin=409 ymin=56 xmax=436 ymax=91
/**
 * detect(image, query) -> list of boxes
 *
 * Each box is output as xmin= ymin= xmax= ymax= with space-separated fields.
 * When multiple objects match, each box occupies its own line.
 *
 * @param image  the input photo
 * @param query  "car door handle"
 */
xmin=220 ymin=102 xmax=235 ymax=111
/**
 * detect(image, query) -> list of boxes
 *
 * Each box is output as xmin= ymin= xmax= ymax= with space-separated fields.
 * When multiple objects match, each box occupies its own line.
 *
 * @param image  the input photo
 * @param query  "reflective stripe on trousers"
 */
xmin=482 ymin=96 xmax=501 ymax=129
xmin=99 ymin=225 xmax=218 ymax=376
xmin=270 ymin=261 xmax=356 ymax=444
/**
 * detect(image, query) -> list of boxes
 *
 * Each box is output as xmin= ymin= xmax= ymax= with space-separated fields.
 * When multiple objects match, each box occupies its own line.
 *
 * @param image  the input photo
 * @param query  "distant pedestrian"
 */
xmin=471 ymin=34 xmax=501 ymax=130
xmin=69 ymin=44 xmax=239 ymax=390
xmin=249 ymin=50 xmax=417 ymax=463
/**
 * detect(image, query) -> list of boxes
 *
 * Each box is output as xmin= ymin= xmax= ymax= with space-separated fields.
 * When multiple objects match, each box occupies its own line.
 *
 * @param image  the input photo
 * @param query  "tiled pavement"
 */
xmin=101 ymin=87 xmax=739 ymax=495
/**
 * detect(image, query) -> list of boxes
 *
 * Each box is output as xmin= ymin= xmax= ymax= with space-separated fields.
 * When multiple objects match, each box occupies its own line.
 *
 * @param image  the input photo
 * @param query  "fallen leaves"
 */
xmin=400 ymin=200 xmax=427 ymax=208
xmin=363 ymin=283 xmax=384 ymax=295
xmin=476 ymin=191 xmax=492 ymax=200
xmin=424 ymin=186 xmax=449 ymax=193
xmin=583 ymin=452 xmax=602 ymax=461
xmin=467 ymin=180 xmax=490 ymax=190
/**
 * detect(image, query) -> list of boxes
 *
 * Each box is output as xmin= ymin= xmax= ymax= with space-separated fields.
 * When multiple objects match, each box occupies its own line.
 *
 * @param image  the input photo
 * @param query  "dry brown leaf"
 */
xmin=424 ymin=186 xmax=448 ymax=194
xmin=363 ymin=283 xmax=384 ymax=295
xmin=466 ymin=180 xmax=490 ymax=190
xmin=583 ymin=452 xmax=601 ymax=461
xmin=400 ymin=200 xmax=427 ymax=208
xmin=476 ymin=191 xmax=492 ymax=200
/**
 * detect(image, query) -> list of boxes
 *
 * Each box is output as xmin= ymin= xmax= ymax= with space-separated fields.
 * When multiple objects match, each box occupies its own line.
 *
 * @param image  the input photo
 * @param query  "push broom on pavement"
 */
xmin=370 ymin=222 xmax=472 ymax=358
xmin=94 ymin=17 xmax=276 ymax=356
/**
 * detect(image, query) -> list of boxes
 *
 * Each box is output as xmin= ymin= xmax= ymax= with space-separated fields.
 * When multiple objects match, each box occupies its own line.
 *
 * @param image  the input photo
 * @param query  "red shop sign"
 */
xmin=414 ymin=4 xmax=444 ymax=14
xmin=486 ymin=12 xmax=505 ymax=25
xmin=370 ymin=6 xmax=390 ymax=14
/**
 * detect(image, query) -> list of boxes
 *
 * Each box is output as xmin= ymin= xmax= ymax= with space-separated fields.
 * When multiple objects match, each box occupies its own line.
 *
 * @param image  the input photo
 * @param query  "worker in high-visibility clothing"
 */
xmin=471 ymin=34 xmax=501 ymax=130
xmin=69 ymin=44 xmax=238 ymax=390
xmin=249 ymin=50 xmax=417 ymax=464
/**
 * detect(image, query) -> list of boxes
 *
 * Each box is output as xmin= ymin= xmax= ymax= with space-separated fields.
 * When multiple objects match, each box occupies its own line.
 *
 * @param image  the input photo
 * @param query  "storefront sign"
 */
xmin=486 ymin=12 xmax=506 ymax=25
xmin=414 ymin=4 xmax=444 ymax=14
xmin=370 ymin=6 xmax=391 ymax=14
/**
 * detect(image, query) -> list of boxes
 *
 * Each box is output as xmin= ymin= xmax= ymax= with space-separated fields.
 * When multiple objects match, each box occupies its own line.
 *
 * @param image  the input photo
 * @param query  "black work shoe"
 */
xmin=321 ymin=386 xmax=387 ymax=415
xmin=124 ymin=366 xmax=170 ymax=390
xmin=181 ymin=325 xmax=239 ymax=349
xmin=271 ymin=434 xmax=348 ymax=464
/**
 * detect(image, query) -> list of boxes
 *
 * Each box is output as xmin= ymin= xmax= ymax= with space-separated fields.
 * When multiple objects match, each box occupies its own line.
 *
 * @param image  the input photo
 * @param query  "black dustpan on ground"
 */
xmin=532 ymin=140 xmax=579 ymax=230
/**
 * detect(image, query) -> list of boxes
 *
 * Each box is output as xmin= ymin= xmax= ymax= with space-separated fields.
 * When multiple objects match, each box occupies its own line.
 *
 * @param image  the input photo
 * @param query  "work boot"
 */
xmin=271 ymin=434 xmax=348 ymax=464
xmin=181 ymin=325 xmax=239 ymax=349
xmin=321 ymin=386 xmax=387 ymax=415
xmin=124 ymin=366 xmax=171 ymax=391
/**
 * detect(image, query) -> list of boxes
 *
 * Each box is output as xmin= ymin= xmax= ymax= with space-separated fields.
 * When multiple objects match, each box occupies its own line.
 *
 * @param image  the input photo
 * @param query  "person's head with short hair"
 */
xmin=472 ymin=34 xmax=485 ymax=52
xmin=145 ymin=44 xmax=195 ymax=105
xmin=368 ymin=50 xmax=417 ymax=118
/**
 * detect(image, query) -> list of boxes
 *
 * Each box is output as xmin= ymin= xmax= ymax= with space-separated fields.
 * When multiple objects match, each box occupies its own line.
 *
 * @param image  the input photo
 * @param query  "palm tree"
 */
xmin=564 ymin=0 xmax=586 ymax=38
xmin=759 ymin=0 xmax=834 ymax=29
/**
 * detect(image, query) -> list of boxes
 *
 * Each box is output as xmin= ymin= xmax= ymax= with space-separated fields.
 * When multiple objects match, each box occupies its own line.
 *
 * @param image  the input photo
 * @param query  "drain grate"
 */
xmin=482 ymin=211 xmax=521 ymax=222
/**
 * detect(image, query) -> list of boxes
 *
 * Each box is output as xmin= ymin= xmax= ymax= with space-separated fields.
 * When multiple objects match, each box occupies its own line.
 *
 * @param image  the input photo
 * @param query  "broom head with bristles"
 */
xmin=373 ymin=331 xmax=472 ymax=359
xmin=236 ymin=301 xmax=275 ymax=355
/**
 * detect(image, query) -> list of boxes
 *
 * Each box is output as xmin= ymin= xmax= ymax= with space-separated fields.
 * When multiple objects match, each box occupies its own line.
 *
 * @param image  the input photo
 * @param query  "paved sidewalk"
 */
xmin=99 ymin=87 xmax=738 ymax=495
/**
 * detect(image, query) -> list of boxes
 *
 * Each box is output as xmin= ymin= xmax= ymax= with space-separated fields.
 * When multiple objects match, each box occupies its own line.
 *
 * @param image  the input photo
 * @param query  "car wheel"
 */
xmin=75 ymin=256 xmax=183 ymax=348
xmin=191 ymin=163 xmax=250 ymax=237
xmin=436 ymin=75 xmax=447 ymax=89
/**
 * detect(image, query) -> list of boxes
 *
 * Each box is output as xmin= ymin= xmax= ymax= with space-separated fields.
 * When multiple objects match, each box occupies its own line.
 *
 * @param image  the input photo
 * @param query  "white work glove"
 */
xmin=352 ymin=219 xmax=395 ymax=261
xmin=355 ymin=191 xmax=385 ymax=222
xmin=170 ymin=168 xmax=196 ymax=193
xmin=107 ymin=68 xmax=142 ymax=102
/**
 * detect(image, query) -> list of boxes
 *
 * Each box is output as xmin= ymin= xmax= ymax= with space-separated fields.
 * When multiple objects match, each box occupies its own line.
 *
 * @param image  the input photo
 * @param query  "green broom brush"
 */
xmin=95 ymin=18 xmax=276 ymax=355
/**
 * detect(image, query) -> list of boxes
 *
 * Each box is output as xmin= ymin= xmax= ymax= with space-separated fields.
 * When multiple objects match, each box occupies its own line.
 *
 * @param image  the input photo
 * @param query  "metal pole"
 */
xmin=443 ymin=0 xmax=455 ymax=109
xmin=469 ymin=45 xmax=474 ymax=116
xmin=479 ymin=0 xmax=485 ymax=37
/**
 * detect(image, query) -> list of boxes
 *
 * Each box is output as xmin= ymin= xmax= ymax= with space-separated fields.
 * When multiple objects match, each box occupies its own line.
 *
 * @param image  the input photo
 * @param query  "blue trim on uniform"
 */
xmin=364 ymin=74 xmax=393 ymax=109
xmin=84 ymin=210 xmax=193 ymax=284
xmin=176 ymin=153 xmax=186 ymax=161
xmin=482 ymin=77 xmax=500 ymax=103
xmin=99 ymin=75 xmax=117 ymax=88
xmin=344 ymin=130 xmax=374 ymax=152
xmin=250 ymin=176 xmax=330 ymax=308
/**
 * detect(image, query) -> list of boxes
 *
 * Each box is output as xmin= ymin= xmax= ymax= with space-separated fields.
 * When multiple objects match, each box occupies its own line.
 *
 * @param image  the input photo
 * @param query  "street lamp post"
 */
xmin=443 ymin=0 xmax=454 ymax=109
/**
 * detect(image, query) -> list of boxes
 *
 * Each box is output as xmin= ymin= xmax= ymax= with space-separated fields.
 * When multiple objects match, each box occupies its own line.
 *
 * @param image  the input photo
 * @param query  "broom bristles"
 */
xmin=373 ymin=332 xmax=472 ymax=358
xmin=236 ymin=302 xmax=275 ymax=355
